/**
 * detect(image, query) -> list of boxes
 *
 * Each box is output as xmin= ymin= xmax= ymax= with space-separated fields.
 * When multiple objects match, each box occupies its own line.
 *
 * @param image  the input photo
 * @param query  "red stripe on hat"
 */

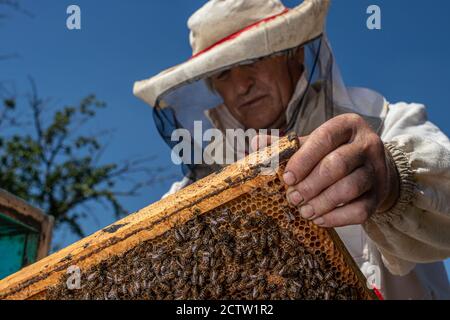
xmin=190 ymin=8 xmax=290 ymax=60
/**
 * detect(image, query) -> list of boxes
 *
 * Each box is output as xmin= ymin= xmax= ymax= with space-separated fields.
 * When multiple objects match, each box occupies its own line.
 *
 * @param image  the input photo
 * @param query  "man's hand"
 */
xmin=252 ymin=114 xmax=400 ymax=228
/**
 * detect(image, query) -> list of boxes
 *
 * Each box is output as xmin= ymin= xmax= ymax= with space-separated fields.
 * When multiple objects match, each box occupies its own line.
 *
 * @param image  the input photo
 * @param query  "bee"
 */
xmin=173 ymin=258 xmax=184 ymax=270
xmin=192 ymin=263 xmax=198 ymax=276
xmin=198 ymin=289 xmax=208 ymax=300
xmin=328 ymin=280 xmax=338 ymax=289
xmin=221 ymin=208 xmax=231 ymax=218
xmin=190 ymin=243 xmax=199 ymax=255
xmin=261 ymin=293 xmax=271 ymax=300
xmin=252 ymin=286 xmax=259 ymax=300
xmin=271 ymin=247 xmax=281 ymax=260
xmin=193 ymin=226 xmax=203 ymax=239
xmin=310 ymin=278 xmax=319 ymax=288
xmin=202 ymin=229 xmax=212 ymax=245
xmin=222 ymin=246 xmax=233 ymax=260
xmin=264 ymin=282 xmax=276 ymax=292
xmin=300 ymin=255 xmax=307 ymax=267
xmin=176 ymin=229 xmax=186 ymax=243
xmin=190 ymin=286 xmax=199 ymax=299
xmin=284 ymin=210 xmax=295 ymax=223
xmin=234 ymin=251 xmax=243 ymax=264
xmin=198 ymin=274 xmax=205 ymax=287
xmin=210 ymin=256 xmax=216 ymax=268
xmin=216 ymin=216 xmax=227 ymax=225
xmin=315 ymin=270 xmax=324 ymax=281
xmin=235 ymin=282 xmax=248 ymax=292
xmin=238 ymin=232 xmax=251 ymax=241
xmin=201 ymin=255 xmax=210 ymax=267
xmin=215 ymin=285 xmax=224 ymax=297
xmin=335 ymin=293 xmax=347 ymax=300
xmin=259 ymin=233 xmax=267 ymax=249
xmin=208 ymin=216 xmax=219 ymax=226
xmin=209 ymin=224 xmax=218 ymax=235
xmin=134 ymin=267 xmax=144 ymax=275
xmin=190 ymin=273 xmax=198 ymax=286
xmin=260 ymin=257 xmax=269 ymax=269
xmin=163 ymin=272 xmax=176 ymax=282
xmin=210 ymin=269 xmax=219 ymax=285
xmin=307 ymin=289 xmax=318 ymax=300
xmin=278 ymin=265 xmax=289 ymax=277
xmin=133 ymin=280 xmax=141 ymax=292
xmin=313 ymin=260 xmax=320 ymax=270
xmin=227 ymin=270 xmax=239 ymax=284
xmin=306 ymin=255 xmax=314 ymax=269
xmin=251 ymin=232 xmax=259 ymax=244
xmin=304 ymin=268 xmax=312 ymax=278
xmin=231 ymin=215 xmax=241 ymax=228
xmin=324 ymin=270 xmax=334 ymax=281
xmin=87 ymin=272 xmax=97 ymax=282
xmin=268 ymin=257 xmax=278 ymax=269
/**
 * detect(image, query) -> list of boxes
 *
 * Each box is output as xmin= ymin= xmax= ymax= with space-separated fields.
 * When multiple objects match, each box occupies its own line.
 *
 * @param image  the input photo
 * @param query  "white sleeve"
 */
xmin=161 ymin=177 xmax=193 ymax=199
xmin=363 ymin=102 xmax=450 ymax=275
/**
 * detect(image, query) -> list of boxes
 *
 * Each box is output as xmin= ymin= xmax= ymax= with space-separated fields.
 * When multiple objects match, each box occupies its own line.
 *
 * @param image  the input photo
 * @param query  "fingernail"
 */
xmin=313 ymin=217 xmax=325 ymax=226
xmin=283 ymin=171 xmax=296 ymax=186
xmin=299 ymin=205 xmax=315 ymax=220
xmin=287 ymin=191 xmax=303 ymax=206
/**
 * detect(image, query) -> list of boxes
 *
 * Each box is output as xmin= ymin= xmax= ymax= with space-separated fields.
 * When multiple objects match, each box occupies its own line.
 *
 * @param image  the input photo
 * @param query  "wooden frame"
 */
xmin=0 ymin=134 xmax=376 ymax=300
xmin=0 ymin=189 xmax=54 ymax=272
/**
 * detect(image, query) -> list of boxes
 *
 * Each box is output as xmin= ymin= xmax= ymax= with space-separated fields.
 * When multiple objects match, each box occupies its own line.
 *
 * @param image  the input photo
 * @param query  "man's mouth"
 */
xmin=238 ymin=95 xmax=267 ymax=109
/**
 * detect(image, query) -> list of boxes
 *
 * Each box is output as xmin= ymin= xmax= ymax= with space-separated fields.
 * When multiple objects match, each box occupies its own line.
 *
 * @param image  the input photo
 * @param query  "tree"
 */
xmin=0 ymin=79 xmax=171 ymax=238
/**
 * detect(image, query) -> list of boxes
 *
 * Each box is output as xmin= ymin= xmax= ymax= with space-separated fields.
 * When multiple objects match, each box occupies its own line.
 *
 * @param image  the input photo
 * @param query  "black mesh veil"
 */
xmin=153 ymin=35 xmax=385 ymax=181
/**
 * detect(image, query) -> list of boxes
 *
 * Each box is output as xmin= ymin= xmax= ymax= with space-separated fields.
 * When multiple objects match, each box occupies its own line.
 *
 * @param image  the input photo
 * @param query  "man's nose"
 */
xmin=230 ymin=67 xmax=254 ymax=96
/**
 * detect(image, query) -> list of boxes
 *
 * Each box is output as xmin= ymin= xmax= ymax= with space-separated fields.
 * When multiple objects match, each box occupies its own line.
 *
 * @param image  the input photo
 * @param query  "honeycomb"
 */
xmin=0 ymin=134 xmax=376 ymax=300
xmin=45 ymin=177 xmax=370 ymax=300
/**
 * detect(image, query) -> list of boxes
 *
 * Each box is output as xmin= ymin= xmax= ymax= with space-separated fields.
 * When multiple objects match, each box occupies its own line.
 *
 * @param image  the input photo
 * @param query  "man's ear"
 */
xmin=297 ymin=47 xmax=305 ymax=65
xmin=287 ymin=47 xmax=305 ymax=81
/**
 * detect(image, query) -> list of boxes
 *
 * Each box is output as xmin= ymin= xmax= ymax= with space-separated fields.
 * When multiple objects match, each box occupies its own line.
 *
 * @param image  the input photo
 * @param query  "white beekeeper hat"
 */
xmin=133 ymin=0 xmax=330 ymax=108
xmin=132 ymin=0 xmax=386 ymax=181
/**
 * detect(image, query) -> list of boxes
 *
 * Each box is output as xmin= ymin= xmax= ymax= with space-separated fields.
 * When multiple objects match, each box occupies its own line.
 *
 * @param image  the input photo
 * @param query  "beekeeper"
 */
xmin=133 ymin=0 xmax=450 ymax=299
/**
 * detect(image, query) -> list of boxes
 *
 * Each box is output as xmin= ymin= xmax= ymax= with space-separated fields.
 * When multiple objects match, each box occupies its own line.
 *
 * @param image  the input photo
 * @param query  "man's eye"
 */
xmin=216 ymin=71 xmax=229 ymax=80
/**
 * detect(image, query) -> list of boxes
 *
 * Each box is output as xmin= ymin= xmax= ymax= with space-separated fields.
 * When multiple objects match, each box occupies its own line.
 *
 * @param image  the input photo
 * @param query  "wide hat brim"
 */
xmin=133 ymin=0 xmax=330 ymax=108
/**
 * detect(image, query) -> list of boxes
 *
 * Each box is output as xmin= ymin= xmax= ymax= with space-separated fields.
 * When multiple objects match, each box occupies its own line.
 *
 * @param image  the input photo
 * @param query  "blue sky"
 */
xmin=1 ymin=1 xmax=449 ymax=277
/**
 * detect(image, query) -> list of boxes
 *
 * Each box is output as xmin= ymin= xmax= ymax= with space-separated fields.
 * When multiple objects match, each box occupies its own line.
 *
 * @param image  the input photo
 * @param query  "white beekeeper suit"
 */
xmin=134 ymin=0 xmax=450 ymax=299
xmin=162 ymin=73 xmax=450 ymax=300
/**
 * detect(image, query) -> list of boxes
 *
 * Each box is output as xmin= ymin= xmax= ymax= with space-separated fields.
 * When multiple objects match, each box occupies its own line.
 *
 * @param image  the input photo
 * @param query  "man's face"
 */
xmin=210 ymin=49 xmax=304 ymax=130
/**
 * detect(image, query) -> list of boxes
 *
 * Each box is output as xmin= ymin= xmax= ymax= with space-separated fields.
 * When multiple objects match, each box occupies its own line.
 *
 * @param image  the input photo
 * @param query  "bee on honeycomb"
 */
xmin=47 ymin=192 xmax=362 ymax=300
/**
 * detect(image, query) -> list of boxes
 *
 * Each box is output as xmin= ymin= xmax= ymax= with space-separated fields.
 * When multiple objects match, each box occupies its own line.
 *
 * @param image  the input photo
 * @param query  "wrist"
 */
xmin=377 ymin=144 xmax=400 ymax=213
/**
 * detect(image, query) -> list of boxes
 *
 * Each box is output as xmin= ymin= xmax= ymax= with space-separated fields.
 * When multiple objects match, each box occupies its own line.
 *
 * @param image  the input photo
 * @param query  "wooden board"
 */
xmin=0 ymin=133 xmax=377 ymax=300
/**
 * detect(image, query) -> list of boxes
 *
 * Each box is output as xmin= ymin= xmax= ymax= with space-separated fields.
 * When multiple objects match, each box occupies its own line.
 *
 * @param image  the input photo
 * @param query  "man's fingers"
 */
xmin=311 ymin=193 xmax=377 ymax=228
xmin=286 ymin=142 xmax=366 ymax=206
xmin=283 ymin=116 xmax=355 ymax=186
xmin=299 ymin=165 xmax=374 ymax=220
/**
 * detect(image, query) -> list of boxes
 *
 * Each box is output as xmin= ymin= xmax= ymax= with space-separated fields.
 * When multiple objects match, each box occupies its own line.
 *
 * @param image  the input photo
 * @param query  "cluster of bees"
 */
xmin=47 ymin=205 xmax=360 ymax=300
